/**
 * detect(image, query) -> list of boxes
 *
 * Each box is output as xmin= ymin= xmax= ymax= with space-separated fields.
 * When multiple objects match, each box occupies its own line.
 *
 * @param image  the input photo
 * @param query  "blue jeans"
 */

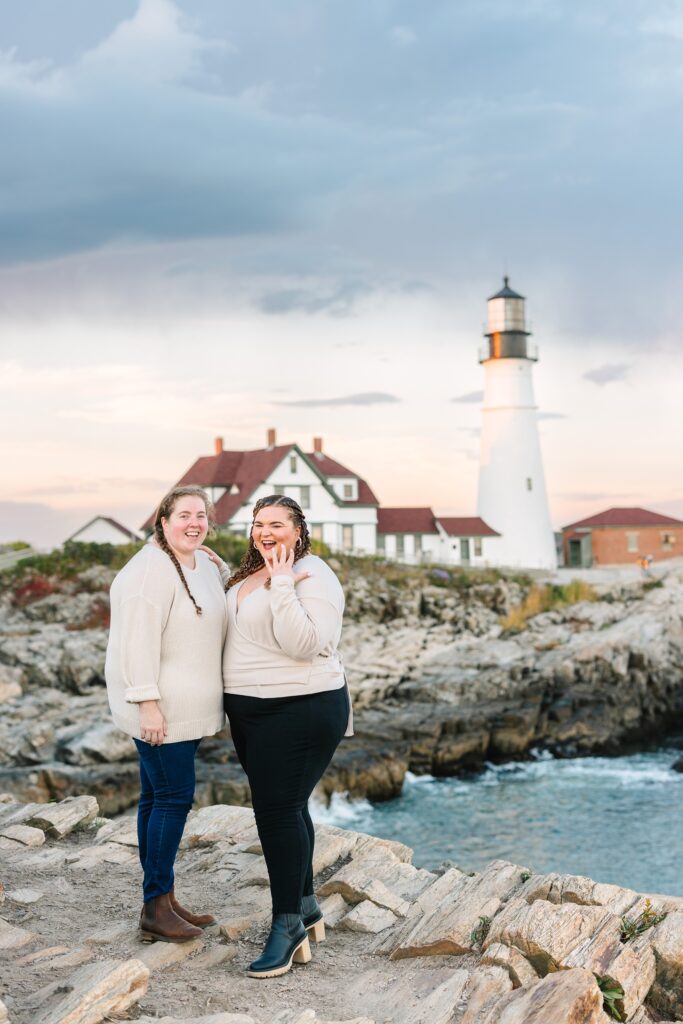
xmin=133 ymin=737 xmax=200 ymax=902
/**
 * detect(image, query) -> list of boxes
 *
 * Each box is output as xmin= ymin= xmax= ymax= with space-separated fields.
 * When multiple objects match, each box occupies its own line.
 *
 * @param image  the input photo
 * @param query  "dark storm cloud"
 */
xmin=275 ymin=393 xmax=400 ymax=408
xmin=583 ymin=364 xmax=631 ymax=386
xmin=1 ymin=0 xmax=683 ymax=340
xmin=257 ymin=281 xmax=372 ymax=317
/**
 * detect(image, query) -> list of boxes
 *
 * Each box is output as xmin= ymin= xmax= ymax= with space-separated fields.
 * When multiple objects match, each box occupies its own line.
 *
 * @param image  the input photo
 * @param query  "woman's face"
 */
xmin=252 ymin=505 xmax=301 ymax=563
xmin=162 ymin=496 xmax=209 ymax=557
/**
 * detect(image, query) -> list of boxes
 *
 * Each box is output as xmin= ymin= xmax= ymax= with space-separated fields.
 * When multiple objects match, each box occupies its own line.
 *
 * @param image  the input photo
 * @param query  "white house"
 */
xmin=146 ymin=431 xmax=379 ymax=555
xmin=68 ymin=516 xmax=142 ymax=546
xmin=377 ymin=508 xmax=443 ymax=565
xmin=437 ymin=517 xmax=502 ymax=568
xmin=377 ymin=509 xmax=501 ymax=567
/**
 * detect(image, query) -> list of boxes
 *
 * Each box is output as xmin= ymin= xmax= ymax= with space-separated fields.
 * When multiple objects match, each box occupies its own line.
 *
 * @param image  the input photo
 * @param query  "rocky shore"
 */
xmin=1 ymin=794 xmax=682 ymax=1024
xmin=0 ymin=560 xmax=682 ymax=810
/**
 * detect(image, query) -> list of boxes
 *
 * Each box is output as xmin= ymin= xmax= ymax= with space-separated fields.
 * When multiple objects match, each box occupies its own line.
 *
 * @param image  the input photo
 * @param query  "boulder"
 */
xmin=26 ymin=795 xmax=99 ymax=838
xmin=341 ymin=901 xmax=398 ymax=934
xmin=391 ymin=861 xmax=527 ymax=959
xmin=0 ymin=916 xmax=35 ymax=950
xmin=478 ymin=967 xmax=604 ymax=1024
xmin=34 ymin=957 xmax=149 ymax=1024
xmin=484 ymin=896 xmax=621 ymax=975
xmin=649 ymin=911 xmax=683 ymax=1020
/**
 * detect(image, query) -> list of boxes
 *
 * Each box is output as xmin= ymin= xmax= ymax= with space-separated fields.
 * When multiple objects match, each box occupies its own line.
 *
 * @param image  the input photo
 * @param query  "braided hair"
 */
xmin=227 ymin=494 xmax=311 ymax=590
xmin=153 ymin=486 xmax=215 ymax=616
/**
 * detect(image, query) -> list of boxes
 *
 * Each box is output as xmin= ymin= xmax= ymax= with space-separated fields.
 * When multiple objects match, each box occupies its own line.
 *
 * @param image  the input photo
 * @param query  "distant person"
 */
xmin=203 ymin=495 xmax=352 ymax=979
xmin=105 ymin=486 xmax=227 ymax=943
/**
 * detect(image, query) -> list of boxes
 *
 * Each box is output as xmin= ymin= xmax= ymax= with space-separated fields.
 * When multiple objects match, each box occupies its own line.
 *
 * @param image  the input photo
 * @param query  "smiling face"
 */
xmin=252 ymin=505 xmax=301 ymax=563
xmin=161 ymin=495 xmax=209 ymax=560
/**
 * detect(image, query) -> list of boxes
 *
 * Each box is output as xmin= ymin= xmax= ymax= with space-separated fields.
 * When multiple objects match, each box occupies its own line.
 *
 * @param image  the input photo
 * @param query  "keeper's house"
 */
xmin=561 ymin=507 xmax=683 ymax=567
xmin=144 ymin=431 xmax=379 ymax=556
xmin=145 ymin=432 xmax=500 ymax=567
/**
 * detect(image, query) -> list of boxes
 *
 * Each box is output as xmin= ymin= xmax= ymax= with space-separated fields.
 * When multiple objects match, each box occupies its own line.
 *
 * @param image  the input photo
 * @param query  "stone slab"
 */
xmin=34 ymin=957 xmax=149 ymax=1024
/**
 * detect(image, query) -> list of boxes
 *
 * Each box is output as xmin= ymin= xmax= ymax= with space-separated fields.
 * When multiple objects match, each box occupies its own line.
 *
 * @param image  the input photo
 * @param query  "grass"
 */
xmin=620 ymin=899 xmax=666 ymax=942
xmin=469 ymin=915 xmax=491 ymax=948
xmin=595 ymin=975 xmax=625 ymax=1021
xmin=500 ymin=580 xmax=598 ymax=632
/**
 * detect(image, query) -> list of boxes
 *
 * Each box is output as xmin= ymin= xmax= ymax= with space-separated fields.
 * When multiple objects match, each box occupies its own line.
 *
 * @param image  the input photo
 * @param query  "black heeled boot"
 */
xmin=247 ymin=913 xmax=311 ymax=979
xmin=301 ymin=894 xmax=326 ymax=943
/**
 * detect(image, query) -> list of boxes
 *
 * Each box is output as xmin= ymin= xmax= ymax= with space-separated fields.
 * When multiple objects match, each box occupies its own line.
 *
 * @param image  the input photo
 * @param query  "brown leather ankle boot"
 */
xmin=170 ymin=888 xmax=216 ymax=928
xmin=139 ymin=892 xmax=203 ymax=943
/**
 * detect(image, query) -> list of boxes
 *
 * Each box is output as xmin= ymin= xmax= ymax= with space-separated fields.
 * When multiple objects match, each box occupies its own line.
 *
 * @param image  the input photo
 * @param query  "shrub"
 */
xmin=500 ymin=579 xmax=598 ymax=632
xmin=595 ymin=975 xmax=625 ymax=1021
xmin=12 ymin=575 xmax=57 ymax=607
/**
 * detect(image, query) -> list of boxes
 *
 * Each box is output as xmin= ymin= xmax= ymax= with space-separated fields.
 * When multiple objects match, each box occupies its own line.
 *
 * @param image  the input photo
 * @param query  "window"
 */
xmin=526 ymin=477 xmax=533 ymax=491
xmin=290 ymin=456 xmax=297 ymax=473
xmin=414 ymin=534 xmax=422 ymax=554
xmin=273 ymin=485 xmax=285 ymax=496
xmin=396 ymin=535 xmax=405 ymax=556
xmin=299 ymin=485 xmax=310 ymax=508
xmin=377 ymin=533 xmax=385 ymax=552
xmin=661 ymin=532 xmax=675 ymax=551
xmin=626 ymin=531 xmax=639 ymax=553
xmin=311 ymin=524 xmax=323 ymax=542
xmin=343 ymin=483 xmax=354 ymax=499
xmin=342 ymin=525 xmax=354 ymax=552
xmin=474 ymin=537 xmax=482 ymax=557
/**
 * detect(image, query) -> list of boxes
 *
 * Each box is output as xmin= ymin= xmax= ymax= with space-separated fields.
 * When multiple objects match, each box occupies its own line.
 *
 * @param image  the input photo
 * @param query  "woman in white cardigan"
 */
xmin=105 ymin=485 xmax=227 ymax=943
xmin=208 ymin=494 xmax=351 ymax=979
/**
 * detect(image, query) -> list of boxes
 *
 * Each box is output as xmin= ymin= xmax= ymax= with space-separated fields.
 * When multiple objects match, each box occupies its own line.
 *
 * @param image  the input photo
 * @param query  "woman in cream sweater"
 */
xmin=105 ymin=485 xmax=227 ymax=943
xmin=211 ymin=494 xmax=351 ymax=979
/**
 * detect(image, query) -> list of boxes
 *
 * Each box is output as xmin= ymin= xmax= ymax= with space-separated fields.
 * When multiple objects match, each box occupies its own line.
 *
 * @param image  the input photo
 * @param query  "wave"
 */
xmin=310 ymin=790 xmax=373 ymax=826
xmin=481 ymin=755 xmax=681 ymax=788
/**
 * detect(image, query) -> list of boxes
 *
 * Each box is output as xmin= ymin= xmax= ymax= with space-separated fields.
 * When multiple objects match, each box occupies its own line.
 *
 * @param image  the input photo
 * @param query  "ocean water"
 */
xmin=312 ymin=745 xmax=683 ymax=896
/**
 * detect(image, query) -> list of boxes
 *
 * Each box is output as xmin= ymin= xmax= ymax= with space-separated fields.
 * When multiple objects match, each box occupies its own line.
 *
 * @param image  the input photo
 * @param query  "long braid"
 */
xmin=153 ymin=485 xmax=214 ymax=615
xmin=227 ymin=494 xmax=312 ymax=590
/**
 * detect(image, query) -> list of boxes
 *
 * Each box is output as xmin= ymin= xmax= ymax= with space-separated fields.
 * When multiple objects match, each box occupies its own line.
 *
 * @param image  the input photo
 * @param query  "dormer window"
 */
xmin=343 ymin=483 xmax=353 ymax=499
xmin=290 ymin=456 xmax=297 ymax=474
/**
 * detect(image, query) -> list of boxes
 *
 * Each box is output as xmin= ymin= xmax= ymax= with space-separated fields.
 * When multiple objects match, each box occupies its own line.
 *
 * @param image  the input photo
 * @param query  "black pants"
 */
xmin=224 ymin=686 xmax=348 ymax=915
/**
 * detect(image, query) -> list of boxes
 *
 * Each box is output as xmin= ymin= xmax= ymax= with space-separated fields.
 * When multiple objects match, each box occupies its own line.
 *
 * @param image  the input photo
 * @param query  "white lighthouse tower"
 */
xmin=476 ymin=278 xmax=556 ymax=569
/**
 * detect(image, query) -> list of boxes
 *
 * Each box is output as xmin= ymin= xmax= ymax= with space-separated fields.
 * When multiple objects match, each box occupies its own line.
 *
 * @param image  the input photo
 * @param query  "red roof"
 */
xmin=306 ymin=451 xmax=378 ymax=506
xmin=377 ymin=507 xmax=437 ymax=534
xmin=563 ymin=507 xmax=683 ymax=531
xmin=142 ymin=443 xmax=378 ymax=529
xmin=438 ymin=517 xmax=500 ymax=537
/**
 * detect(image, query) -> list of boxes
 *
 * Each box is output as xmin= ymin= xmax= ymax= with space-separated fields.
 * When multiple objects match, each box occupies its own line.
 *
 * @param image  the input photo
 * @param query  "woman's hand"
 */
xmin=198 ymin=544 xmax=223 ymax=567
xmin=266 ymin=544 xmax=311 ymax=584
xmin=139 ymin=700 xmax=167 ymax=746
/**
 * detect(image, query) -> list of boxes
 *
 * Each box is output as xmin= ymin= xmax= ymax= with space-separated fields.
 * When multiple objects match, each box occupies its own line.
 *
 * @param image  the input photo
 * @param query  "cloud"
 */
xmin=257 ymin=280 xmax=371 ymax=317
xmin=452 ymin=391 xmax=484 ymax=403
xmin=583 ymin=364 xmax=631 ymax=386
xmin=275 ymin=392 xmax=400 ymax=408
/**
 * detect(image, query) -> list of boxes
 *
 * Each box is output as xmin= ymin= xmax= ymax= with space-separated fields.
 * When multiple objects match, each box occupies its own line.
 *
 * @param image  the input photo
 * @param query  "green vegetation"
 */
xmin=0 ymin=540 xmax=144 ymax=582
xmin=620 ymin=899 xmax=666 ymax=942
xmin=469 ymin=915 xmax=491 ymax=948
xmin=330 ymin=554 xmax=530 ymax=593
xmin=500 ymin=580 xmax=598 ymax=632
xmin=1 ymin=540 xmax=31 ymax=551
xmin=520 ymin=871 xmax=532 ymax=882
xmin=642 ymin=578 xmax=664 ymax=592
xmin=595 ymin=975 xmax=625 ymax=1021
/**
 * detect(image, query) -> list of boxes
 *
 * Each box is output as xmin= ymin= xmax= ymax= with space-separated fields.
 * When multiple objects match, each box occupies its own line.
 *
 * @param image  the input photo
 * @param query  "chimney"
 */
xmin=214 ymin=436 xmax=223 ymax=455
xmin=267 ymin=428 xmax=277 ymax=449
xmin=313 ymin=437 xmax=323 ymax=455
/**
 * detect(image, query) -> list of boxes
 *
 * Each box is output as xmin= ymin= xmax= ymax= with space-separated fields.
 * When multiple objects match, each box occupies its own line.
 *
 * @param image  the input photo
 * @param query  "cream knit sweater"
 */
xmin=222 ymin=554 xmax=353 ymax=734
xmin=105 ymin=545 xmax=227 ymax=742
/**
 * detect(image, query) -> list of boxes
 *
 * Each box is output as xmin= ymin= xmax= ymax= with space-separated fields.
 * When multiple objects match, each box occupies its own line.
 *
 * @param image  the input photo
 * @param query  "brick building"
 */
xmin=562 ymin=507 xmax=683 ymax=567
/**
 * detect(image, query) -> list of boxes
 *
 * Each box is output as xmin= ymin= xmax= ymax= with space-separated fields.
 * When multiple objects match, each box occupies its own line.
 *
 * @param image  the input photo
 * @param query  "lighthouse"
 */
xmin=476 ymin=278 xmax=557 ymax=569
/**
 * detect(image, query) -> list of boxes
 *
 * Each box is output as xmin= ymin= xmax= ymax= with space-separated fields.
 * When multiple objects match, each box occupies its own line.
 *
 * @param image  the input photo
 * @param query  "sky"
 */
xmin=1 ymin=0 xmax=682 ymax=547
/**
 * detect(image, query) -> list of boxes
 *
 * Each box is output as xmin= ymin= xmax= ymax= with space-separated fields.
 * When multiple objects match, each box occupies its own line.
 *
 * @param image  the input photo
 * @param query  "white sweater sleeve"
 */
xmin=119 ymin=593 xmax=165 ymax=702
xmin=269 ymin=576 xmax=341 ymax=660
